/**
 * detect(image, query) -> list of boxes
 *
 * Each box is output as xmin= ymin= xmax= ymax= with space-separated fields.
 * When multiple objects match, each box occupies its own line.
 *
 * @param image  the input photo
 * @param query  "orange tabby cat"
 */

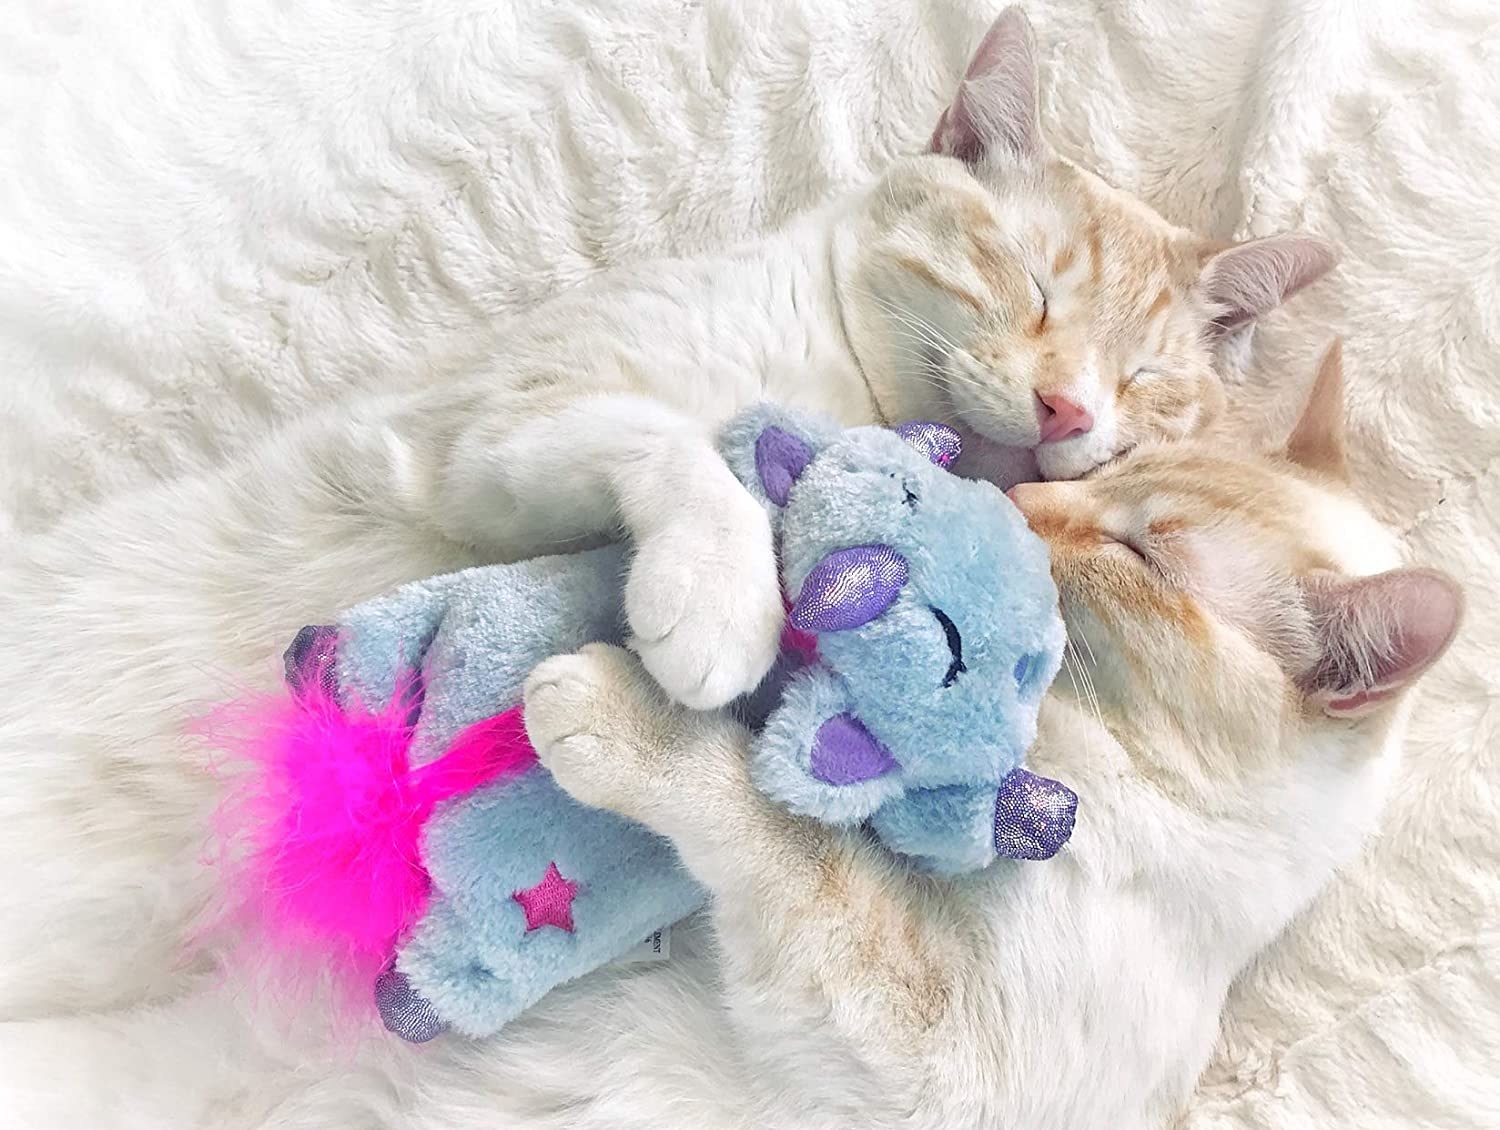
xmin=522 ymin=344 xmax=1463 ymax=1129
xmin=845 ymin=10 xmax=1336 ymax=484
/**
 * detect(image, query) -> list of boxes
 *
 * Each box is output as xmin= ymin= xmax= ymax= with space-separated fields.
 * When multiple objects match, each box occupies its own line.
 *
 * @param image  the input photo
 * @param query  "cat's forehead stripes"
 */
xmin=892 ymin=253 xmax=988 ymax=315
xmin=1144 ymin=287 xmax=1174 ymax=321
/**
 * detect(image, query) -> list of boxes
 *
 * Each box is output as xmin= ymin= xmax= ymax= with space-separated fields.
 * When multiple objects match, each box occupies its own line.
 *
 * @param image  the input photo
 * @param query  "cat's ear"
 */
xmin=1301 ymin=568 xmax=1464 ymax=718
xmin=929 ymin=7 xmax=1043 ymax=166
xmin=1197 ymin=235 xmax=1338 ymax=335
xmin=1284 ymin=340 xmax=1348 ymax=479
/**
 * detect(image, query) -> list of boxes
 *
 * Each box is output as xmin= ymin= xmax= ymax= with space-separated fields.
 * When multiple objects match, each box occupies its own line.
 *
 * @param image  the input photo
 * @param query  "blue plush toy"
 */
xmin=219 ymin=405 xmax=1072 ymax=1043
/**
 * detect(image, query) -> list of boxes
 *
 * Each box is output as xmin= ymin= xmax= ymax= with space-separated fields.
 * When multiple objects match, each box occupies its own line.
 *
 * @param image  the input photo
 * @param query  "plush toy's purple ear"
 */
xmin=755 ymin=426 xmax=815 ymax=507
xmin=895 ymin=421 xmax=963 ymax=468
xmin=790 ymin=544 xmax=909 ymax=632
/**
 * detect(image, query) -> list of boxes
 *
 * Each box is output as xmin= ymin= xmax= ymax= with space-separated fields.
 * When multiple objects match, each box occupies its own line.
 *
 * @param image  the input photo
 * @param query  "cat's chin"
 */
xmin=1034 ymin=437 xmax=1118 ymax=483
xmin=949 ymin=425 xmax=1041 ymax=490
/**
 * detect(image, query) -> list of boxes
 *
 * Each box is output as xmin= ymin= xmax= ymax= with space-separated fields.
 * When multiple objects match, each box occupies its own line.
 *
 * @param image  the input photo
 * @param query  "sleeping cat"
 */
xmin=0 ymin=4 xmax=1334 ymax=1027
xmin=516 ymin=344 xmax=1463 ymax=1129
xmin=314 ymin=5 xmax=1332 ymax=713
xmin=0 ymin=351 xmax=1459 ymax=1129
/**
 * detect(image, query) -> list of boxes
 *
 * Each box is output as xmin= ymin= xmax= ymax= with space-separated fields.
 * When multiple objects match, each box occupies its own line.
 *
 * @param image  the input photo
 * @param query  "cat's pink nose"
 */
xmin=1035 ymin=392 xmax=1094 ymax=444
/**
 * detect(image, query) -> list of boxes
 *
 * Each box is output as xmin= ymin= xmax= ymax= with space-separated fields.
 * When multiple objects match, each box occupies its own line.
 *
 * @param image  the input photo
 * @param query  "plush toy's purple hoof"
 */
xmin=375 ymin=967 xmax=448 ymax=1043
xmin=993 ymin=768 xmax=1077 ymax=860
xmin=283 ymin=624 xmax=341 ymax=700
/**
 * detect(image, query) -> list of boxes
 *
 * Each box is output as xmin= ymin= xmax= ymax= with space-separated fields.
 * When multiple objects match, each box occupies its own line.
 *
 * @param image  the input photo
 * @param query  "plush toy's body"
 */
xmin=220 ymin=406 xmax=1072 ymax=1042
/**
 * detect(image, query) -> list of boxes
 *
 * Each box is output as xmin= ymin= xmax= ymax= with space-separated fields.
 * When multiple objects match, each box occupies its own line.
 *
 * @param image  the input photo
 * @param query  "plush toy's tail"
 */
xmin=210 ymin=638 xmax=535 ymax=998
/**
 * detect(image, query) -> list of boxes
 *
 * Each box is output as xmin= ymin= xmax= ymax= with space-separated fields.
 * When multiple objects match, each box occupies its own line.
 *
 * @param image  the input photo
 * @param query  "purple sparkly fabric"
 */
xmin=993 ymin=768 xmax=1078 ymax=860
xmin=375 ymin=967 xmax=448 ymax=1043
xmin=810 ymin=713 xmax=901 ymax=785
xmin=282 ymin=624 xmax=341 ymax=702
xmin=755 ymin=425 xmax=815 ymax=506
xmin=894 ymin=421 xmax=963 ymax=468
xmin=790 ymin=545 xmax=908 ymax=633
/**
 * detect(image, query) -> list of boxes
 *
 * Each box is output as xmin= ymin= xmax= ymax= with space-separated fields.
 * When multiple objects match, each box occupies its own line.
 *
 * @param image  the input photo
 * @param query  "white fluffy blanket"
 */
xmin=3 ymin=0 xmax=1497 ymax=1125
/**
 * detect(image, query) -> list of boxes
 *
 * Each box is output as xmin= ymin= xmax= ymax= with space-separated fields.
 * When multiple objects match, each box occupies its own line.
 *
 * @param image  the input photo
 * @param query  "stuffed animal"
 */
xmin=216 ymin=405 xmax=1073 ymax=1043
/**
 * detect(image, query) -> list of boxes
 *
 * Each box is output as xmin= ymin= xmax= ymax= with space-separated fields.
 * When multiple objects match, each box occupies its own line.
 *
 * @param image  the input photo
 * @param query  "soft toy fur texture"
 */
xmin=245 ymin=405 xmax=1061 ymax=1036
xmin=326 ymin=546 xmax=697 ymax=1041
xmin=2 ymin=1 xmax=1494 ymax=1128
xmin=407 ymin=768 xmax=703 ymax=1039
xmin=723 ymin=405 xmax=1067 ymax=868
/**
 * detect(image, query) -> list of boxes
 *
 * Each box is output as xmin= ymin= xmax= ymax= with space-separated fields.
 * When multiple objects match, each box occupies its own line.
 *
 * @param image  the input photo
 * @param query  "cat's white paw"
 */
xmin=523 ymin=644 xmax=664 ymax=816
xmin=625 ymin=503 xmax=783 ymax=711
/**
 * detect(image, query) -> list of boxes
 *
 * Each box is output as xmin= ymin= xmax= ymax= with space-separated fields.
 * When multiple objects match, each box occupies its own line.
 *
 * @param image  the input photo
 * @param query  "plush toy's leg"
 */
xmin=395 ymin=768 xmax=705 ymax=1040
xmin=868 ymin=785 xmax=1004 ymax=876
xmin=523 ymin=645 xmax=968 ymax=1094
xmin=749 ymin=665 xmax=908 ymax=825
xmin=374 ymin=967 xmax=447 ymax=1042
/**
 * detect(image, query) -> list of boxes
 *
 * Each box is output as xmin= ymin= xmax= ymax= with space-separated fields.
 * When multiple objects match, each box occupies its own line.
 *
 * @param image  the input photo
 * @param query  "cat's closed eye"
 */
xmin=1027 ymin=273 xmax=1047 ymax=323
xmin=1103 ymin=530 xmax=1150 ymax=564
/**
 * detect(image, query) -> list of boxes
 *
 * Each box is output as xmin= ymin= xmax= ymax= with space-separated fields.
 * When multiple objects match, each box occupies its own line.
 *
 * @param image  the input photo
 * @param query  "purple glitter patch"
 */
xmin=282 ymin=624 xmax=341 ymax=702
xmin=790 ymin=544 xmax=908 ymax=633
xmin=895 ymin=421 xmax=963 ymax=468
xmin=810 ymin=713 xmax=901 ymax=785
xmin=375 ymin=967 xmax=448 ymax=1043
xmin=755 ymin=426 xmax=815 ymax=507
xmin=993 ymin=768 xmax=1078 ymax=861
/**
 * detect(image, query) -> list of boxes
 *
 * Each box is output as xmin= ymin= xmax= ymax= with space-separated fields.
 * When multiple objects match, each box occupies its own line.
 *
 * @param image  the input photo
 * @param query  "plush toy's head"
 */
xmin=719 ymin=407 xmax=1066 ymax=820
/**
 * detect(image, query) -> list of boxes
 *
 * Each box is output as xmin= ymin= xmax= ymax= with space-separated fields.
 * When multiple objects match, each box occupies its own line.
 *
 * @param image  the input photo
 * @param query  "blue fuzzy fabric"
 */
xmin=724 ymin=404 xmax=1066 ymax=875
xmin=399 ymin=769 xmax=703 ymax=1037
xmin=304 ymin=405 xmax=1065 ymax=1040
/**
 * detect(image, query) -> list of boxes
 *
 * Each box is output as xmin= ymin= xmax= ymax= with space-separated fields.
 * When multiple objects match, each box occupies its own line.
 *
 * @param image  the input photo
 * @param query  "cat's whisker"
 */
xmin=1076 ymin=630 xmax=1100 ymax=671
xmin=1062 ymin=637 xmax=1105 ymax=740
xmin=853 ymin=287 xmax=961 ymax=356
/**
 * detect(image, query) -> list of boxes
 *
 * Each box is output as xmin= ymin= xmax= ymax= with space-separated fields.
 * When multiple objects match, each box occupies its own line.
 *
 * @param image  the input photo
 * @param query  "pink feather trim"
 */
xmin=209 ymin=673 xmax=535 ymax=998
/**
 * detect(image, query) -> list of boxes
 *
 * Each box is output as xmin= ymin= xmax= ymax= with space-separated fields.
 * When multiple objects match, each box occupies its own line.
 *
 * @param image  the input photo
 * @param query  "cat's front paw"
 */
xmin=625 ymin=501 xmax=783 ymax=710
xmin=523 ymin=644 xmax=672 ymax=818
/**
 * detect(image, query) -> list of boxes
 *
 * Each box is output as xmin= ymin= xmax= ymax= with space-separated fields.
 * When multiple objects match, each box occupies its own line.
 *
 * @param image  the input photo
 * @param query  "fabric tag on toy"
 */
xmin=616 ymin=927 xmax=672 ymax=964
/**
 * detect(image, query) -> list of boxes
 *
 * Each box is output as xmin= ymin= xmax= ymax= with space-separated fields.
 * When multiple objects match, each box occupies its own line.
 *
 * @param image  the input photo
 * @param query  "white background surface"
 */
xmin=2 ymin=0 xmax=1496 ymax=1125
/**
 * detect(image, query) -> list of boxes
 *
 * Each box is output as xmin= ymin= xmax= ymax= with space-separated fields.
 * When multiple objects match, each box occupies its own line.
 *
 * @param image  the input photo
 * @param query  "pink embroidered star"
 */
xmin=511 ymin=861 xmax=579 ymax=933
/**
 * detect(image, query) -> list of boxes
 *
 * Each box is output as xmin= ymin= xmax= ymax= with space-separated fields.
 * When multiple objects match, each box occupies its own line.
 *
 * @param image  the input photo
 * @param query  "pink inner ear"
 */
xmin=929 ymin=8 xmax=1038 ymax=163
xmin=1307 ymin=568 xmax=1464 ymax=716
xmin=1200 ymin=236 xmax=1339 ymax=333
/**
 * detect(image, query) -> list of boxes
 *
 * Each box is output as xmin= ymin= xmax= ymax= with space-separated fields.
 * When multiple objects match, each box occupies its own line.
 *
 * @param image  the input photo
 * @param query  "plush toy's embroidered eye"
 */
xmin=886 ymin=469 xmax=921 ymax=509
xmin=931 ymin=607 xmax=966 ymax=687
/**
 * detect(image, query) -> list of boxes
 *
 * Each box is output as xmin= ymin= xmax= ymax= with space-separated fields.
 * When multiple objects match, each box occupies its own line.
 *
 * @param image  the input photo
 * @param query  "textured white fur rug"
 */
xmin=3 ymin=0 xmax=1497 ymax=1126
